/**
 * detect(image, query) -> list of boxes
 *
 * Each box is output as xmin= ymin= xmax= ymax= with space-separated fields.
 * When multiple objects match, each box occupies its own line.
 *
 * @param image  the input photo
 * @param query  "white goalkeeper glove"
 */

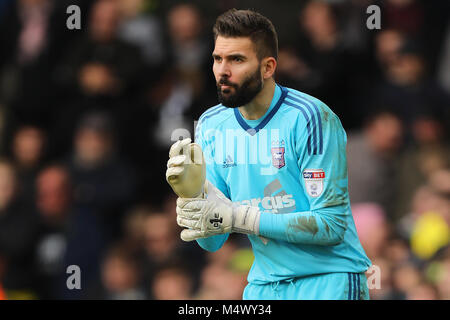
xmin=176 ymin=180 xmax=261 ymax=241
xmin=166 ymin=138 xmax=206 ymax=199
xmin=166 ymin=138 xmax=261 ymax=242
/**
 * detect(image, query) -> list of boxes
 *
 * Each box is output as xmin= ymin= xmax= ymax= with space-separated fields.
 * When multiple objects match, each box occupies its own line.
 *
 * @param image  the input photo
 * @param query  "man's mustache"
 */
xmin=218 ymin=79 xmax=237 ymax=88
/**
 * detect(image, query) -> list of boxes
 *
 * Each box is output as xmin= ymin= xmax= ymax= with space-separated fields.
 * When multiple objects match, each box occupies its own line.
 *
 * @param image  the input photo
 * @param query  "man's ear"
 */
xmin=262 ymin=57 xmax=277 ymax=79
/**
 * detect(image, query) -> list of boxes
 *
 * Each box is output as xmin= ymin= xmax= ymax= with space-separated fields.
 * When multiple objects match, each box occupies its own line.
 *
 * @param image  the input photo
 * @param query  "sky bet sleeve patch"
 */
xmin=303 ymin=169 xmax=325 ymax=198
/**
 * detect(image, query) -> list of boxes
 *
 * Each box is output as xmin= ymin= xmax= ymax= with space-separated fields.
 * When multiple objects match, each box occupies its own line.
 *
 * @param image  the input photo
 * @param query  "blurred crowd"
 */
xmin=0 ymin=0 xmax=448 ymax=300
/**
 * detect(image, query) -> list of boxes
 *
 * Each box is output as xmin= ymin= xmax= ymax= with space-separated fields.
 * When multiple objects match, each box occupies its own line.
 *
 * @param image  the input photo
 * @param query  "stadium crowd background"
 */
xmin=0 ymin=0 xmax=448 ymax=300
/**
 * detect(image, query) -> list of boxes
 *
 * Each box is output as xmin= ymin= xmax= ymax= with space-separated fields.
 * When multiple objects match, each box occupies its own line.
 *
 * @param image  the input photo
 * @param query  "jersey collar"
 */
xmin=233 ymin=84 xmax=288 ymax=136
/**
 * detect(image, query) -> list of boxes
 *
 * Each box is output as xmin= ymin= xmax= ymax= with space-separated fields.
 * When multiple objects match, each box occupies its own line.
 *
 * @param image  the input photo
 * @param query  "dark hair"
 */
xmin=213 ymin=9 xmax=278 ymax=60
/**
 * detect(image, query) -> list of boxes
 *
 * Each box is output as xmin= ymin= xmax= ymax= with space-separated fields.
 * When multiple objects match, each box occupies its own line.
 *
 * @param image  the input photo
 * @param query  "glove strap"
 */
xmin=231 ymin=205 xmax=261 ymax=235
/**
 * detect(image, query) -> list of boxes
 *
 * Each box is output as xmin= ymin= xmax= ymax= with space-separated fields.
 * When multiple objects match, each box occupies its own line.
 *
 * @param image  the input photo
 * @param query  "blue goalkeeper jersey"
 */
xmin=194 ymin=83 xmax=371 ymax=284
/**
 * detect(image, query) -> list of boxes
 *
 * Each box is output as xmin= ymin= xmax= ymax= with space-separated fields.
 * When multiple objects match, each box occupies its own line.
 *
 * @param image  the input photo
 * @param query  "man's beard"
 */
xmin=216 ymin=67 xmax=263 ymax=108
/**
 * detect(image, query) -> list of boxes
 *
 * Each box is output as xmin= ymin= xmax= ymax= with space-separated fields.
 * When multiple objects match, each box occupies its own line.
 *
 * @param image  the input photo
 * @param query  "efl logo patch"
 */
xmin=271 ymin=147 xmax=285 ymax=169
xmin=303 ymin=169 xmax=325 ymax=197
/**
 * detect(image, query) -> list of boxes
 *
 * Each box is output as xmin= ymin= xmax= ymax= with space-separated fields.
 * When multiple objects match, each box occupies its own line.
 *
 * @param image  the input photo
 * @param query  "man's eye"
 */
xmin=214 ymin=56 xmax=222 ymax=62
xmin=234 ymin=57 xmax=243 ymax=62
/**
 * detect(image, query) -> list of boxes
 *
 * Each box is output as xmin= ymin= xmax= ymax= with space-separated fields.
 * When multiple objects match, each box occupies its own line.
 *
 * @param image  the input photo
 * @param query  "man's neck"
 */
xmin=238 ymin=79 xmax=276 ymax=120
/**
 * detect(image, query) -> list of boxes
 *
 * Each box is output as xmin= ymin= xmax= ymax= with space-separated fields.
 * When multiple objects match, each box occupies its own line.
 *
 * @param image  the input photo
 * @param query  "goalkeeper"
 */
xmin=166 ymin=9 xmax=371 ymax=300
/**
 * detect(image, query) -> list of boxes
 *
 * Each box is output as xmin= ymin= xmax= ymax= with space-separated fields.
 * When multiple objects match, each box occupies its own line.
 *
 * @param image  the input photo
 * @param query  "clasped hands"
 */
xmin=166 ymin=138 xmax=260 ymax=241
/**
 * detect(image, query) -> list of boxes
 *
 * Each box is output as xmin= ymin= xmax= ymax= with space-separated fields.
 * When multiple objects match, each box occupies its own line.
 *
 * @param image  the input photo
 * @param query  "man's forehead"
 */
xmin=213 ymin=36 xmax=256 ymax=56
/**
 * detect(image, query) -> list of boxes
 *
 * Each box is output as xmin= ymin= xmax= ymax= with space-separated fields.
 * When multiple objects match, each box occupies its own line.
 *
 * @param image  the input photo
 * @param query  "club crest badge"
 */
xmin=271 ymin=147 xmax=285 ymax=169
xmin=303 ymin=169 xmax=325 ymax=197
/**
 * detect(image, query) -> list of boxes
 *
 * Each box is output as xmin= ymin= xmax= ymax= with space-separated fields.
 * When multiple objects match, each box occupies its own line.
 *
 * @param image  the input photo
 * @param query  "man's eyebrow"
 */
xmin=212 ymin=53 xmax=247 ymax=59
xmin=227 ymin=53 xmax=246 ymax=59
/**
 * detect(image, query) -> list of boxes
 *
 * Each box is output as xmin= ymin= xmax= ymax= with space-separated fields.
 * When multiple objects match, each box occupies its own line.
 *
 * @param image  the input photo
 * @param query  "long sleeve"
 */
xmin=259 ymin=204 xmax=347 ymax=245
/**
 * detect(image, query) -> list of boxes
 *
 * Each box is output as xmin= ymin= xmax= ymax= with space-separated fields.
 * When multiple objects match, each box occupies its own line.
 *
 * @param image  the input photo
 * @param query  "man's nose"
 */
xmin=217 ymin=61 xmax=231 ymax=78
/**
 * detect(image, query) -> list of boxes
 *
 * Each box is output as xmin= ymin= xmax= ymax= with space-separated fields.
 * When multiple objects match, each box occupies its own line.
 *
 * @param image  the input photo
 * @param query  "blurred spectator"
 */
xmin=277 ymin=0 xmax=356 ymax=127
xmin=140 ymin=211 xmax=181 ymax=273
xmin=142 ymin=212 xmax=177 ymax=266
xmin=139 ymin=210 xmax=206 ymax=296
xmin=120 ymin=205 xmax=151 ymax=254
xmin=381 ymin=0 xmax=424 ymax=37
xmin=53 ymin=0 xmax=145 ymax=159
xmin=195 ymin=245 xmax=252 ymax=300
xmin=415 ymin=183 xmax=448 ymax=216
xmin=356 ymin=168 xmax=448 ymax=299
xmin=12 ymin=125 xmax=46 ymax=170
xmin=367 ymin=257 xmax=402 ymax=300
xmin=0 ymin=0 xmax=56 ymax=117
xmin=371 ymin=36 xmax=450 ymax=131
xmin=347 ymin=110 xmax=404 ymax=216
xmin=393 ymin=112 xmax=449 ymax=221
xmin=385 ymin=238 xmax=412 ymax=265
xmin=389 ymin=260 xmax=442 ymax=300
xmin=10 ymin=125 xmax=46 ymax=202
xmin=150 ymin=263 xmax=194 ymax=300
xmin=117 ymin=0 xmax=165 ymax=67
xmin=204 ymin=236 xmax=241 ymax=269
xmin=140 ymin=210 xmax=179 ymax=295
xmin=33 ymin=165 xmax=71 ymax=298
xmin=51 ymin=112 xmax=136 ymax=297
xmin=352 ymin=203 xmax=390 ymax=260
xmin=429 ymin=169 xmax=450 ymax=196
xmin=195 ymin=262 xmax=230 ymax=300
xmin=392 ymin=262 xmax=422 ymax=294
xmin=403 ymin=170 xmax=450 ymax=261
xmin=374 ymin=29 xmax=406 ymax=75
xmin=0 ymin=0 xmax=81 ymax=128
xmin=152 ymin=3 xmax=216 ymax=150
xmin=152 ymin=68 xmax=196 ymax=149
xmin=386 ymin=43 xmax=425 ymax=87
xmin=167 ymin=3 xmax=209 ymax=79
xmin=0 ymin=159 xmax=39 ymax=299
xmin=66 ymin=0 xmax=143 ymax=99
xmin=334 ymin=0 xmax=373 ymax=53
xmin=67 ymin=112 xmax=135 ymax=241
xmin=406 ymin=281 xmax=440 ymax=300
xmin=88 ymin=244 xmax=146 ymax=300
